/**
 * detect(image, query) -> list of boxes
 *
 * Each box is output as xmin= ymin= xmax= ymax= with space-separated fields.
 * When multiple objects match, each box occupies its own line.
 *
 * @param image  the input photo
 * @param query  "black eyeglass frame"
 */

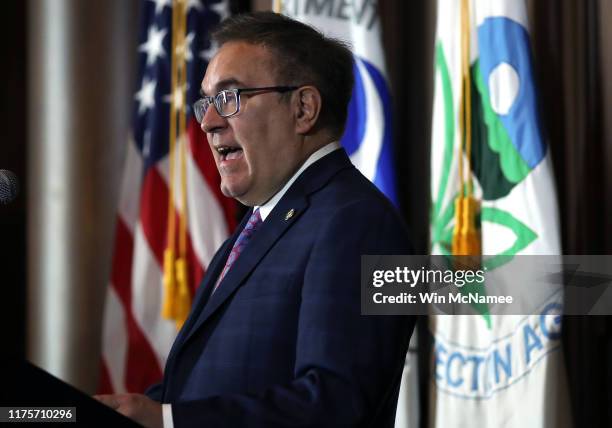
xmin=193 ymin=85 xmax=300 ymax=122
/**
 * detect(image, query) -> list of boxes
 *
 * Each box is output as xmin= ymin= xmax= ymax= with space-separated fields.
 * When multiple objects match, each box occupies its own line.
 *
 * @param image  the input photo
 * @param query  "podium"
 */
xmin=1 ymin=359 xmax=141 ymax=427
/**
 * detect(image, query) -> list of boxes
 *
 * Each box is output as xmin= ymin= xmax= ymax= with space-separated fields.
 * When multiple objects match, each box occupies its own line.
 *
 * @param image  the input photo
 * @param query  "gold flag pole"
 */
xmin=452 ymin=0 xmax=481 ymax=258
xmin=162 ymin=0 xmax=191 ymax=329
xmin=175 ymin=0 xmax=191 ymax=329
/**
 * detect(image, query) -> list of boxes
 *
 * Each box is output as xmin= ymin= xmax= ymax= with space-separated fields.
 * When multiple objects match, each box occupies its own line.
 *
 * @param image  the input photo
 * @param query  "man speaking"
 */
xmin=97 ymin=12 xmax=415 ymax=428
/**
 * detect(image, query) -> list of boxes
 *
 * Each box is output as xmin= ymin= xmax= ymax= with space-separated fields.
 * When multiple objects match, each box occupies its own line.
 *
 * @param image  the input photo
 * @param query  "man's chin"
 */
xmin=221 ymin=183 xmax=252 ymax=205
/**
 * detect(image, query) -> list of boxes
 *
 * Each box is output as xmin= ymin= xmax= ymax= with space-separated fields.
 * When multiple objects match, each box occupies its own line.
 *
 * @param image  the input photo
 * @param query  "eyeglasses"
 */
xmin=193 ymin=86 xmax=299 ymax=123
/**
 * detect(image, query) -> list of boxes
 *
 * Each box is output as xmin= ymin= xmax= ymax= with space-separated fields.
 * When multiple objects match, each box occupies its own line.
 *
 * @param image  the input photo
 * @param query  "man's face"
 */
xmin=200 ymin=41 xmax=305 ymax=206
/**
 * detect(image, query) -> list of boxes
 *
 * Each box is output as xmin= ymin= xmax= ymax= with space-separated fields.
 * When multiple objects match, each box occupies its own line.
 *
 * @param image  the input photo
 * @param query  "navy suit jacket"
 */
xmin=147 ymin=149 xmax=416 ymax=427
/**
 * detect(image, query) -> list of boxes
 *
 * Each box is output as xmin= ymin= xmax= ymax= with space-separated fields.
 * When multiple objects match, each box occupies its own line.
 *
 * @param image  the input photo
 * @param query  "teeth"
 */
xmin=225 ymin=149 xmax=243 ymax=160
xmin=217 ymin=145 xmax=244 ymax=161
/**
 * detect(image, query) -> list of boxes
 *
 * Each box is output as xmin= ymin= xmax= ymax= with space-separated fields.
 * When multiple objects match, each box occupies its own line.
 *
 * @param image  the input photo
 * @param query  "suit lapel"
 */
xmin=182 ymin=194 xmax=308 ymax=346
xmin=178 ymin=149 xmax=355 ymax=349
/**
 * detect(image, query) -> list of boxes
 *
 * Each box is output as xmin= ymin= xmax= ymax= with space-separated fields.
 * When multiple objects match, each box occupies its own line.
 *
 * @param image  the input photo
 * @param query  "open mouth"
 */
xmin=217 ymin=146 xmax=244 ymax=161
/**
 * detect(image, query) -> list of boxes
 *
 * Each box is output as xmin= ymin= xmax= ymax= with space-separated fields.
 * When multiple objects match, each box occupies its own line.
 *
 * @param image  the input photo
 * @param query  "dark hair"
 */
xmin=212 ymin=12 xmax=354 ymax=138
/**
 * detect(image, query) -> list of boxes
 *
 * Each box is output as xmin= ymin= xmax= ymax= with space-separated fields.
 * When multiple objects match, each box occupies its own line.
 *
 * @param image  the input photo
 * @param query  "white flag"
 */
xmin=430 ymin=0 xmax=571 ymax=427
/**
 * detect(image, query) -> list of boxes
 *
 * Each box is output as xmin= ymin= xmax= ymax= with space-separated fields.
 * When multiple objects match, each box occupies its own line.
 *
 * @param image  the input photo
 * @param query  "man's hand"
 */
xmin=94 ymin=393 xmax=163 ymax=428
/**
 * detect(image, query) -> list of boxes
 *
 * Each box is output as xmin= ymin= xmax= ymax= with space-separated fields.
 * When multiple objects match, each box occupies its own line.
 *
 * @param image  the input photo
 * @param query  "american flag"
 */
xmin=98 ymin=0 xmax=236 ymax=394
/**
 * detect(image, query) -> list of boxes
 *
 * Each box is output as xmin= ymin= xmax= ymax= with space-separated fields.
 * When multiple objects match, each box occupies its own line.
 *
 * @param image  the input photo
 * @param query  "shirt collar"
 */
xmin=255 ymin=141 xmax=341 ymax=221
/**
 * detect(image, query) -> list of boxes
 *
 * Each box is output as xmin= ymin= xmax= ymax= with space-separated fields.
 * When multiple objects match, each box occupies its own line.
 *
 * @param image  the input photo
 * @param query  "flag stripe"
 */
xmin=110 ymin=217 xmax=135 ymax=306
xmin=130 ymin=224 xmax=175 ymax=365
xmin=117 ymin=138 xmax=144 ymax=233
xmin=125 ymin=281 xmax=164 ymax=392
xmin=186 ymin=139 xmax=231 ymax=266
xmin=108 ymin=217 xmax=165 ymax=390
xmin=98 ymin=360 xmax=114 ymax=394
xmin=101 ymin=0 xmax=236 ymax=395
xmin=139 ymin=168 xmax=169 ymax=267
xmin=101 ymin=286 xmax=129 ymax=392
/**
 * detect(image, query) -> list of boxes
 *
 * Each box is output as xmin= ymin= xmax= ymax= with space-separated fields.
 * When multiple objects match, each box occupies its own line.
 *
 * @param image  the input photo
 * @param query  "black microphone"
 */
xmin=0 ymin=169 xmax=19 ymax=204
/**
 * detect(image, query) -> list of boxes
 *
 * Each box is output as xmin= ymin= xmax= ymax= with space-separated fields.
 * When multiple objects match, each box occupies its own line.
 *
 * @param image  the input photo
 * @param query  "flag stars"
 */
xmin=135 ymin=77 xmax=157 ymax=115
xmin=176 ymin=32 xmax=195 ymax=62
xmin=199 ymin=39 xmax=218 ymax=62
xmin=140 ymin=25 xmax=168 ymax=66
xmin=186 ymin=0 xmax=203 ymax=13
xmin=210 ymin=1 xmax=230 ymax=20
xmin=163 ymin=84 xmax=190 ymax=112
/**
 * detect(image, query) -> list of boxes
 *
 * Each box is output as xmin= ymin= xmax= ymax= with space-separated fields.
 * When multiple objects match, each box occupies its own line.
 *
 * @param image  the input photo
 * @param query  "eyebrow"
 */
xmin=200 ymin=78 xmax=244 ymax=97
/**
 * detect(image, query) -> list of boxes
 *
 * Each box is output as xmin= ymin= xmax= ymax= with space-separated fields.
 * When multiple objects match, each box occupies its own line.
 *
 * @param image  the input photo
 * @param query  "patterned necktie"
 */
xmin=213 ymin=209 xmax=263 ymax=293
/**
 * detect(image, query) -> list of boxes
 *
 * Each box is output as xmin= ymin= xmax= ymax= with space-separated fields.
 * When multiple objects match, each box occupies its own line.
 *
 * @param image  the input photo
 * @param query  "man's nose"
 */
xmin=201 ymin=105 xmax=227 ymax=134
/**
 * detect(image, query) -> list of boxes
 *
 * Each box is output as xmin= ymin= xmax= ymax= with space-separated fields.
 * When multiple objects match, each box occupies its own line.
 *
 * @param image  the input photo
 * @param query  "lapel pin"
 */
xmin=285 ymin=208 xmax=295 ymax=221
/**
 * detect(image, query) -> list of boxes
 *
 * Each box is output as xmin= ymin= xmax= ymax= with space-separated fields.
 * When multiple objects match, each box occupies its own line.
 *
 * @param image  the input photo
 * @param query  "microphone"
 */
xmin=0 ymin=170 xmax=19 ymax=204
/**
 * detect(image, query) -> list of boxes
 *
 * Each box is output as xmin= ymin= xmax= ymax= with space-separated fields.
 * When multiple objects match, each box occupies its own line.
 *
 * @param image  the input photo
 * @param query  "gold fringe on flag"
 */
xmin=452 ymin=0 xmax=481 ymax=258
xmin=162 ymin=0 xmax=191 ymax=330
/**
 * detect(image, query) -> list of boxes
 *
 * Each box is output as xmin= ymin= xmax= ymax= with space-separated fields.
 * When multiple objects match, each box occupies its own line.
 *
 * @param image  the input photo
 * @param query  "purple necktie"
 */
xmin=213 ymin=209 xmax=263 ymax=293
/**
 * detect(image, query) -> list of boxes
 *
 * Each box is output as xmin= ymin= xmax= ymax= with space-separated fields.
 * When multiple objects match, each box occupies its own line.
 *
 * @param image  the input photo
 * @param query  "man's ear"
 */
xmin=293 ymin=86 xmax=322 ymax=135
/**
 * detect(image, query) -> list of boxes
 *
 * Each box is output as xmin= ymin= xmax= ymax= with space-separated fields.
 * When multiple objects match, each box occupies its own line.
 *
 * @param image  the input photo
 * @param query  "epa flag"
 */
xmin=278 ymin=0 xmax=398 ymax=205
xmin=98 ymin=0 xmax=236 ymax=394
xmin=430 ymin=0 xmax=571 ymax=427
